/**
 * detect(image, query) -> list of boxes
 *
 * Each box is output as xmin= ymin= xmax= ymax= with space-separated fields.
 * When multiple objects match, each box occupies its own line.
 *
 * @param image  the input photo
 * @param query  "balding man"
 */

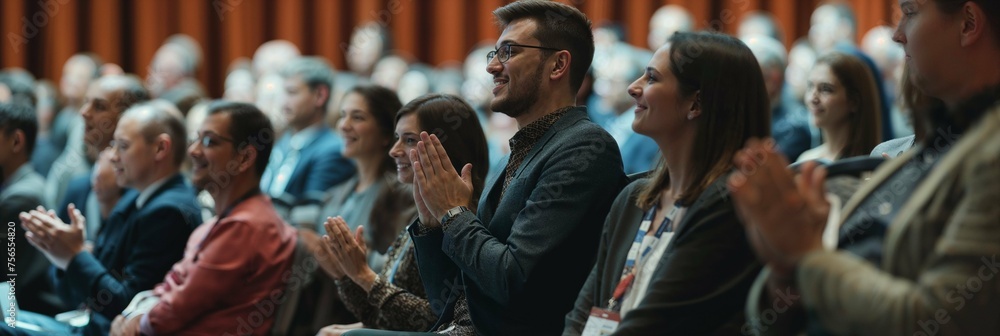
xmin=15 ymin=102 xmax=202 ymax=335
xmin=45 ymin=75 xmax=149 ymax=210
xmin=809 ymin=3 xmax=858 ymax=53
xmin=647 ymin=5 xmax=693 ymax=50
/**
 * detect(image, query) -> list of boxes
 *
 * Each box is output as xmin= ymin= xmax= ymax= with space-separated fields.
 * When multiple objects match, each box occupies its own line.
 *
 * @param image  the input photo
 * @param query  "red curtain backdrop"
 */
xmin=1 ymin=0 xmax=900 ymax=97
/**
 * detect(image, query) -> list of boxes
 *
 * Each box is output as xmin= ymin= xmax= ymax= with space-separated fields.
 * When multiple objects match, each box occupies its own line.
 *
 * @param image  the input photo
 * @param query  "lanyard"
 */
xmin=607 ymin=202 xmax=682 ymax=311
xmin=193 ymin=188 xmax=261 ymax=262
xmin=386 ymin=236 xmax=412 ymax=284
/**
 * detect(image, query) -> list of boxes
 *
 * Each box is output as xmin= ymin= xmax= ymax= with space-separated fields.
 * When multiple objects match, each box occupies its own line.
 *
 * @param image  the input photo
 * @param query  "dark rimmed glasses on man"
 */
xmin=189 ymin=133 xmax=236 ymax=147
xmin=487 ymin=44 xmax=564 ymax=64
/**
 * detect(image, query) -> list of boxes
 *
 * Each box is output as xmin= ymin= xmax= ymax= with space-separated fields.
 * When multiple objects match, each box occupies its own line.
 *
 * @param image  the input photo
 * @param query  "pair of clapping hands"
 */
xmin=19 ymin=203 xmax=88 ymax=270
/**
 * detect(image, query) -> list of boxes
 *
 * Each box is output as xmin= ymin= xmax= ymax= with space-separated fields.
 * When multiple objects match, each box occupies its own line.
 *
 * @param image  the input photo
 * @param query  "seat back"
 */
xmin=269 ymin=233 xmax=317 ymax=335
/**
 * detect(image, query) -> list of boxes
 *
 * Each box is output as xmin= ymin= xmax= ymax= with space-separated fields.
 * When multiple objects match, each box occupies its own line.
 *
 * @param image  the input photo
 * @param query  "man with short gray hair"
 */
xmin=261 ymin=56 xmax=355 ymax=200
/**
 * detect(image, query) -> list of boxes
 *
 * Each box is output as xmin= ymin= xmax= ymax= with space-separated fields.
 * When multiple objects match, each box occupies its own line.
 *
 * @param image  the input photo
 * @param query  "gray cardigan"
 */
xmin=564 ymin=177 xmax=762 ymax=335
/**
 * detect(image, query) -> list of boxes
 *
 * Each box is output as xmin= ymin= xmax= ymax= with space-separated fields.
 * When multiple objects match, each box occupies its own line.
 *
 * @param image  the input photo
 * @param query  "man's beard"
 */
xmin=491 ymin=63 xmax=545 ymax=118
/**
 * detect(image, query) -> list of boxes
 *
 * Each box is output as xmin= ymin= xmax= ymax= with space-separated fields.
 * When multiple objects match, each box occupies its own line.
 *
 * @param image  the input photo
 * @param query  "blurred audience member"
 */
xmin=347 ymin=22 xmax=393 ymax=77
xmin=370 ymin=54 xmax=410 ymax=91
xmin=30 ymin=80 xmax=62 ymax=176
xmin=744 ymin=35 xmax=812 ymax=161
xmin=261 ymin=57 xmax=355 ymax=201
xmin=0 ymin=70 xmax=37 ymax=108
xmin=871 ymin=66 xmax=943 ymax=158
xmin=590 ymin=43 xmax=659 ymax=174
xmin=252 ymin=39 xmax=302 ymax=78
xmin=0 ymin=103 xmax=57 ymax=315
xmin=432 ymin=65 xmax=464 ymax=97
xmin=223 ymin=59 xmax=256 ymax=103
xmin=648 ymin=5 xmax=694 ymax=50
xmin=146 ymin=36 xmax=205 ymax=113
xmin=738 ymin=11 xmax=785 ymax=42
xmin=46 ymin=75 xmax=148 ymax=211
xmin=397 ymin=64 xmax=433 ymax=103
xmin=797 ymin=52 xmax=882 ymax=162
xmin=809 ymin=2 xmax=857 ymax=53
xmin=863 ymin=25 xmax=912 ymax=137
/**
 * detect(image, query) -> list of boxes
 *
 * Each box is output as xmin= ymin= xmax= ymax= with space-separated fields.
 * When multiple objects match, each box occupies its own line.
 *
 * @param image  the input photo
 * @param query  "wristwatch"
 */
xmin=440 ymin=206 xmax=470 ymax=227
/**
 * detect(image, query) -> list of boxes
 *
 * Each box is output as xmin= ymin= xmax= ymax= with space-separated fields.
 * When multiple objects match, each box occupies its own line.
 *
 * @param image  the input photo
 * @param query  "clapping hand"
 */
xmin=323 ymin=217 xmax=378 ymax=292
xmin=19 ymin=203 xmax=87 ymax=270
xmin=410 ymin=132 xmax=474 ymax=227
xmin=727 ymin=139 xmax=829 ymax=279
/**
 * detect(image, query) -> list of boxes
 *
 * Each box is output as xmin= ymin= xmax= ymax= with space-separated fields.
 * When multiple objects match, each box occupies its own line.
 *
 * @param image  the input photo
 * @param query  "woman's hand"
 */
xmin=307 ymin=226 xmax=345 ymax=279
xmin=316 ymin=322 xmax=364 ymax=336
xmin=324 ymin=217 xmax=378 ymax=291
xmin=110 ymin=314 xmax=142 ymax=336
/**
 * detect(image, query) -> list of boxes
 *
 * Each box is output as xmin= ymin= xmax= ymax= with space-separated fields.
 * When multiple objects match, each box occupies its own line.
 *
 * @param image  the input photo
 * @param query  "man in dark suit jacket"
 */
xmin=402 ymin=3 xmax=628 ymax=335
xmin=261 ymin=57 xmax=355 ymax=201
xmin=18 ymin=103 xmax=201 ymax=335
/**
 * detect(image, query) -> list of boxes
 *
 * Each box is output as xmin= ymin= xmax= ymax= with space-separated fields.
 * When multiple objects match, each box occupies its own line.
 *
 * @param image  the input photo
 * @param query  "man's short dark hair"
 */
xmin=0 ymin=73 xmax=36 ymax=107
xmin=0 ymin=103 xmax=38 ymax=156
xmin=493 ymin=0 xmax=594 ymax=94
xmin=206 ymin=101 xmax=274 ymax=177
xmin=935 ymin=0 xmax=1000 ymax=47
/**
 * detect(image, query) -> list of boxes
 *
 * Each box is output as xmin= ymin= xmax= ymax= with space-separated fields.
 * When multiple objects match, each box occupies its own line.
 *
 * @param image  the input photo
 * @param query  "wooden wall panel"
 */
xmin=1 ymin=0 xmax=901 ymax=98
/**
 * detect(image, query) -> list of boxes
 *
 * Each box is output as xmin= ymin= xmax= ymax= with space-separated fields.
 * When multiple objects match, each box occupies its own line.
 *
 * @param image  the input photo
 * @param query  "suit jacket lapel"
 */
xmin=479 ymin=155 xmax=508 ymax=225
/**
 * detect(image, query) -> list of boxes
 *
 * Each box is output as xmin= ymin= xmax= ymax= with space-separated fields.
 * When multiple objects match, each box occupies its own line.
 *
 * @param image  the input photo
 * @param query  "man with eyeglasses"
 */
xmin=13 ymin=102 xmax=202 ymax=336
xmin=110 ymin=101 xmax=296 ymax=336
xmin=374 ymin=1 xmax=628 ymax=335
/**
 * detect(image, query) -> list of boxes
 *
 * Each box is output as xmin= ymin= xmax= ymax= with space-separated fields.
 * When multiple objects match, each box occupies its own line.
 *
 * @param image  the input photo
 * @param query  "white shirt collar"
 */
xmin=289 ymin=125 xmax=322 ymax=151
xmin=136 ymin=175 xmax=172 ymax=209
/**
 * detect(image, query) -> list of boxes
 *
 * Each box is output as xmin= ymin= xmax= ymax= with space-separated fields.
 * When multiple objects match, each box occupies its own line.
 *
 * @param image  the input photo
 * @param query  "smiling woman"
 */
xmin=796 ymin=52 xmax=882 ymax=162
xmin=317 ymin=93 xmax=489 ymax=336
xmin=565 ymin=31 xmax=770 ymax=335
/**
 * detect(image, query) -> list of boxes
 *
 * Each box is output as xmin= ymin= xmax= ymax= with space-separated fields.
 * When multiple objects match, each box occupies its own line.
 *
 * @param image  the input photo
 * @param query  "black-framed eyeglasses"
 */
xmin=487 ymin=44 xmax=564 ymax=64
xmin=189 ymin=133 xmax=236 ymax=147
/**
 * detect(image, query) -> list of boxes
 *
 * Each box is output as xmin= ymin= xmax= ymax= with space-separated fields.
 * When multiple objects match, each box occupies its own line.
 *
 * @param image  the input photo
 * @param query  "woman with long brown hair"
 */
xmin=797 ymin=52 xmax=883 ymax=162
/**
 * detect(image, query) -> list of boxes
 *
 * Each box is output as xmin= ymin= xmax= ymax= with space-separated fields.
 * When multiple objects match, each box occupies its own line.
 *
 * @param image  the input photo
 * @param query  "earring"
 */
xmin=687 ymin=114 xmax=696 ymax=120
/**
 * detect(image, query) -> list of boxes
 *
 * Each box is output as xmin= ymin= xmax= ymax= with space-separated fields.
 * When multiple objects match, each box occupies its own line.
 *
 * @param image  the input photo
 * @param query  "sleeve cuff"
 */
xmin=440 ymin=210 xmax=478 ymax=256
xmin=409 ymin=218 xmax=440 ymax=237
xmin=140 ymin=313 xmax=156 ymax=335
xmin=64 ymin=251 xmax=106 ymax=297
xmin=367 ymin=275 xmax=396 ymax=308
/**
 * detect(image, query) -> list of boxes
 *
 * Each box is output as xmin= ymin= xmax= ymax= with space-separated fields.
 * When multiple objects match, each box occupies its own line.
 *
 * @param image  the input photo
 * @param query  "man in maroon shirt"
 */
xmin=111 ymin=101 xmax=297 ymax=336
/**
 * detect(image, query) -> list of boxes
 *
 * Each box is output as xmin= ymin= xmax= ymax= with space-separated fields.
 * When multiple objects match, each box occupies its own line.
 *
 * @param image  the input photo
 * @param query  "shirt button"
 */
xmin=879 ymin=202 xmax=892 ymax=216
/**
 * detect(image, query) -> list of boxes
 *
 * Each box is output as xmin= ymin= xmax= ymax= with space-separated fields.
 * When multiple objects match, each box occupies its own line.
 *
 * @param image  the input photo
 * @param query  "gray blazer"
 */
xmin=411 ymin=107 xmax=629 ymax=336
xmin=563 ymin=178 xmax=762 ymax=335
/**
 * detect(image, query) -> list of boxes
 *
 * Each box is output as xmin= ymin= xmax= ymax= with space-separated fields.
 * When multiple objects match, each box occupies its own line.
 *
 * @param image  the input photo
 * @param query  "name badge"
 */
xmin=582 ymin=307 xmax=621 ymax=336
